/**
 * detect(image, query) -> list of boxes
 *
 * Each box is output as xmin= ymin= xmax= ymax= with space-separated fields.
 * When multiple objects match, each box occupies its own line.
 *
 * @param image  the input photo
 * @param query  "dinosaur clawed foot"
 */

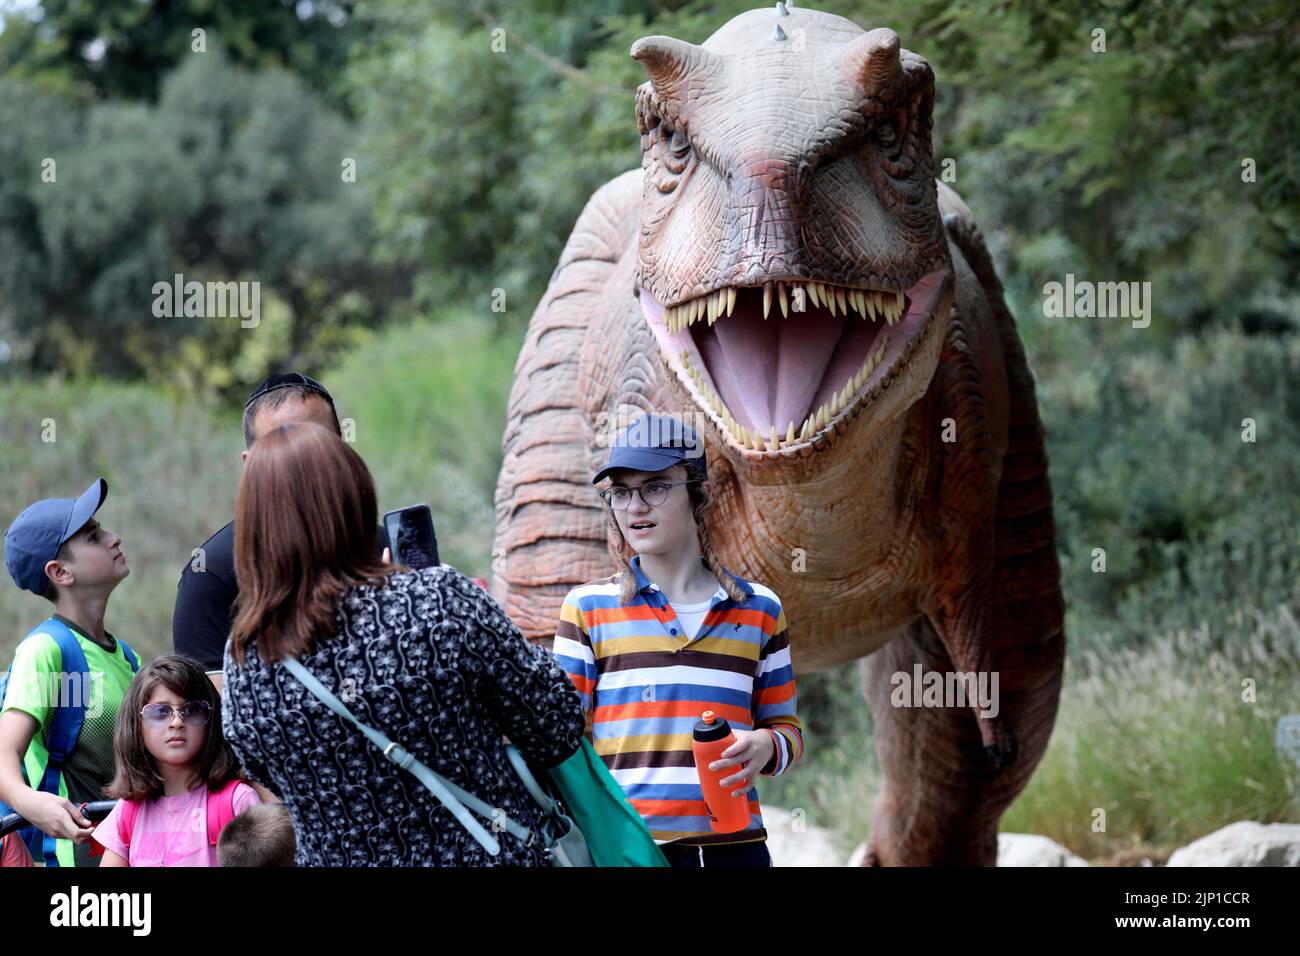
xmin=983 ymin=723 xmax=1019 ymax=771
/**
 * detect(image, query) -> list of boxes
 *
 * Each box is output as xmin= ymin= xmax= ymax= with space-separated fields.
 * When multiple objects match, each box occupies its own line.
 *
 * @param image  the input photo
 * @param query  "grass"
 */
xmin=756 ymin=597 xmax=1300 ymax=863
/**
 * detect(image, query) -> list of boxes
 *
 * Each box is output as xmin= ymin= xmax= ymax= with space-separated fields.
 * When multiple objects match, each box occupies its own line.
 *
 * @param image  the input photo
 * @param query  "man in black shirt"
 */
xmin=173 ymin=373 xmax=357 ymax=693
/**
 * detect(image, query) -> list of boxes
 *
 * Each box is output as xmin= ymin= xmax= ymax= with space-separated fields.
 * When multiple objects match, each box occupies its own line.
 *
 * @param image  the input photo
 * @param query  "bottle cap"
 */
xmin=693 ymin=711 xmax=730 ymax=742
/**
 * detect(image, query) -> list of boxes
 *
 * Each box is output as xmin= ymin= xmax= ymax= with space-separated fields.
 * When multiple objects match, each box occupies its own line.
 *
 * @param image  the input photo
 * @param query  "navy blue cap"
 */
xmin=3 ymin=479 xmax=108 ymax=594
xmin=592 ymin=414 xmax=707 ymax=484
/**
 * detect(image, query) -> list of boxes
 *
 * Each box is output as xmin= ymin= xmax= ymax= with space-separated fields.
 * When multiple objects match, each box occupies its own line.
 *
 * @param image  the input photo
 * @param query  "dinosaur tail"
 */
xmin=960 ymin=219 xmax=1067 ymax=747
xmin=491 ymin=171 xmax=643 ymax=643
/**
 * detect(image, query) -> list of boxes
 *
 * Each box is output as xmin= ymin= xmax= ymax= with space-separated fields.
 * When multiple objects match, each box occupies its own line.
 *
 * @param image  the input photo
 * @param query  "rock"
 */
xmin=997 ymin=832 xmax=1089 ymax=866
xmin=761 ymin=806 xmax=844 ymax=866
xmin=846 ymin=839 xmax=870 ymax=867
xmin=846 ymin=833 xmax=1087 ymax=866
xmin=842 ymin=833 xmax=1087 ymax=866
xmin=1166 ymin=821 xmax=1300 ymax=867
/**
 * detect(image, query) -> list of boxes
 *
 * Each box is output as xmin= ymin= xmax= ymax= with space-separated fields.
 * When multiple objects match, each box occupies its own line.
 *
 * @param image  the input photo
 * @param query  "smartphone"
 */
xmin=383 ymin=504 xmax=440 ymax=570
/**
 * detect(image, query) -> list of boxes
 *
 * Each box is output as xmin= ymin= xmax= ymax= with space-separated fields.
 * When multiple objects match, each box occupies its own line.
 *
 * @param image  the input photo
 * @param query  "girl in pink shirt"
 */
xmin=93 ymin=655 xmax=260 ymax=866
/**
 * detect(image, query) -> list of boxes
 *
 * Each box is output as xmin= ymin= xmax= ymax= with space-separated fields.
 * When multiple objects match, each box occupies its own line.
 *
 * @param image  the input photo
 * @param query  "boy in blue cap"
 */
xmin=0 ymin=479 xmax=140 ymax=866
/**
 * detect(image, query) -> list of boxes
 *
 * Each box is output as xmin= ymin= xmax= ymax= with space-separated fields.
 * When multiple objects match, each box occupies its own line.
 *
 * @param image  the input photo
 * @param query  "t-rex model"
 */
xmin=491 ymin=3 xmax=1065 ymax=866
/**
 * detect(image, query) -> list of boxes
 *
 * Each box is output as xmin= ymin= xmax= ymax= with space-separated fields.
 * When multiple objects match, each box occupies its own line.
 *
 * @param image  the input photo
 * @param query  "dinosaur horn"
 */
xmin=630 ymin=35 xmax=721 ymax=100
xmin=843 ymin=27 xmax=902 ymax=92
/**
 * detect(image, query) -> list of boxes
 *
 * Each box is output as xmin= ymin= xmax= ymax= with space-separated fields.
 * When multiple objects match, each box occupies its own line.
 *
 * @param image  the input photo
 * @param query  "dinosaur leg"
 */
xmin=926 ymin=573 xmax=1019 ymax=769
xmin=861 ymin=616 xmax=998 ymax=865
xmin=860 ymin=613 xmax=1059 ymax=865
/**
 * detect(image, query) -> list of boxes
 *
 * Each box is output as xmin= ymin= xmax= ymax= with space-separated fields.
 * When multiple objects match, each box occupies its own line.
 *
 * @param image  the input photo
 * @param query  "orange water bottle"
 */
xmin=692 ymin=710 xmax=752 ymax=833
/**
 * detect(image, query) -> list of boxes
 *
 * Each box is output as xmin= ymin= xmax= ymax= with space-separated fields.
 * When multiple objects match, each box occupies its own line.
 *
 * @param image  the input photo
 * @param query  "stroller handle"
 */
xmin=0 ymin=800 xmax=118 ymax=838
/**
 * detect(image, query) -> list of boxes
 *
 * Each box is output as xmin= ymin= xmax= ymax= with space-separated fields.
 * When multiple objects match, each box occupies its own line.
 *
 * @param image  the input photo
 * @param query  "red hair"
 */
xmin=230 ymin=421 xmax=388 ymax=664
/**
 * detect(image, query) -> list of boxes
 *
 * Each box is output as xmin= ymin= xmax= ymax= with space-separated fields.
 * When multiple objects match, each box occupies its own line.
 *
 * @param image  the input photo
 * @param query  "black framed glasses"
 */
xmin=141 ymin=701 xmax=211 ymax=727
xmin=600 ymin=479 xmax=700 ymax=510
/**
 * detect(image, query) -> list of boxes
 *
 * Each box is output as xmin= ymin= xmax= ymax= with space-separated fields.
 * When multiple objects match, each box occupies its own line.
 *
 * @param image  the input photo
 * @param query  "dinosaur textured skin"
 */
xmin=491 ymin=5 xmax=1066 ymax=866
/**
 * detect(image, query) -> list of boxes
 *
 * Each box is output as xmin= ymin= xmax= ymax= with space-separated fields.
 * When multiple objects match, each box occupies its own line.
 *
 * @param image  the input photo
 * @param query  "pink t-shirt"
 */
xmin=92 ymin=782 xmax=261 ymax=866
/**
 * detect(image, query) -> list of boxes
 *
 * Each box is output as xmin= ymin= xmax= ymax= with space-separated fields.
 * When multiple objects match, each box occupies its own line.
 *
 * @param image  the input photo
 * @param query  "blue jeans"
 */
xmin=661 ymin=841 xmax=773 ymax=868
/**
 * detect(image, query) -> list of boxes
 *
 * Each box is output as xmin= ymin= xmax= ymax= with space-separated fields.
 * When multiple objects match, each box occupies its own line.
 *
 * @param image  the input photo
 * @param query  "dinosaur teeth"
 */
xmin=666 ymin=280 xmax=904 ymax=450
xmin=665 ymin=282 xmax=903 ymax=331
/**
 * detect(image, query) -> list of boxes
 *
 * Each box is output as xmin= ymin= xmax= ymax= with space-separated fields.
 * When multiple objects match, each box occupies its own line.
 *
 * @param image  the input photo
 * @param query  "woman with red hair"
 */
xmin=220 ymin=421 xmax=584 ymax=866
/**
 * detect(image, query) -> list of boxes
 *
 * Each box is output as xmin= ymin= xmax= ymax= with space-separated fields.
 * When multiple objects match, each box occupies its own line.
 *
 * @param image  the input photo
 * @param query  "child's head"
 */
xmin=602 ymin=462 xmax=704 ymax=559
xmin=593 ymin=414 xmax=745 ymax=603
xmin=107 ymin=655 xmax=240 ymax=801
xmin=3 ymin=478 xmax=129 ymax=604
xmin=217 ymin=803 xmax=297 ymax=867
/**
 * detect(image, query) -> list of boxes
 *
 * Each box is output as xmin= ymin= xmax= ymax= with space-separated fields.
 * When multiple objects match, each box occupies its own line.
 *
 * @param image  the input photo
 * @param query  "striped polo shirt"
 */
xmin=552 ymin=554 xmax=803 ymax=845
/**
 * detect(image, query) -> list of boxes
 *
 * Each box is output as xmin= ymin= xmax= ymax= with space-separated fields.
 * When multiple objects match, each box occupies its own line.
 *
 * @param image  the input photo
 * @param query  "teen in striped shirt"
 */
xmin=552 ymin=414 xmax=803 ymax=868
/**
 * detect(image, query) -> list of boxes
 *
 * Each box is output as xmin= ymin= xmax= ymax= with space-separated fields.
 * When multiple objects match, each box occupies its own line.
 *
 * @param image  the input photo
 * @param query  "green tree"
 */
xmin=0 ymin=49 xmax=411 ymax=389
xmin=0 ymin=0 xmax=369 ymax=108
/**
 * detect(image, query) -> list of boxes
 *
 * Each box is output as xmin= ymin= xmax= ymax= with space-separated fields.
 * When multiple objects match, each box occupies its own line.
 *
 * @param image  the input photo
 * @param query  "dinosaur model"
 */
xmin=492 ymin=3 xmax=1066 ymax=865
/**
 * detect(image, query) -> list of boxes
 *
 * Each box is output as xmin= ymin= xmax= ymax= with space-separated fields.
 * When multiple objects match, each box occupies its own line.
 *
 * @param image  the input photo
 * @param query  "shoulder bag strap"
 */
xmin=280 ymin=656 xmax=536 ymax=855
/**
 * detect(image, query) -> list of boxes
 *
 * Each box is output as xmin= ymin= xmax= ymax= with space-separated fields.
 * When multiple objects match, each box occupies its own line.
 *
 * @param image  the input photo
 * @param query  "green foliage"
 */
xmin=1032 ymin=317 xmax=1300 ymax=650
xmin=345 ymin=0 xmax=664 ymax=316
xmin=324 ymin=310 xmax=522 ymax=574
xmin=1002 ymin=600 xmax=1300 ymax=859
xmin=0 ymin=0 xmax=368 ymax=107
xmin=0 ymin=49 xmax=408 ymax=389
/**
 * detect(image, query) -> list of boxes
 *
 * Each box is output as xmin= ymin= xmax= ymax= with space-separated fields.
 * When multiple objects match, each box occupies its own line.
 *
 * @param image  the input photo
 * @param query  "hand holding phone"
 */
xmin=383 ymin=504 xmax=440 ymax=570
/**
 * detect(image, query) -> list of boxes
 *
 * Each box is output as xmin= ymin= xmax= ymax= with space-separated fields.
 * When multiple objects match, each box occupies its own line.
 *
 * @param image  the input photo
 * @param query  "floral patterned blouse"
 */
xmin=221 ymin=566 xmax=585 ymax=866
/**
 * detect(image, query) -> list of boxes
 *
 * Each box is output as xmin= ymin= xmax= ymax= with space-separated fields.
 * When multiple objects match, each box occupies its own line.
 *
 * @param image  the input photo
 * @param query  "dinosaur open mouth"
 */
xmin=638 ymin=269 xmax=949 ymax=452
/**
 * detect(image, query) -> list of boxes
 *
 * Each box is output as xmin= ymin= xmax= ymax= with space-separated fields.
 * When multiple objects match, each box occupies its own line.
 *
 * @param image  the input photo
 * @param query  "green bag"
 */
xmin=546 ymin=739 xmax=669 ymax=867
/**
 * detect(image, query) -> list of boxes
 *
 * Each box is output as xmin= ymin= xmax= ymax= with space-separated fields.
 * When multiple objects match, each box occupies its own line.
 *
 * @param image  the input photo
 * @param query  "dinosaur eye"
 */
xmin=668 ymin=128 xmax=690 ymax=158
xmin=661 ymin=125 xmax=692 ymax=174
xmin=873 ymin=106 xmax=911 ymax=168
xmin=636 ymin=90 xmax=693 ymax=193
